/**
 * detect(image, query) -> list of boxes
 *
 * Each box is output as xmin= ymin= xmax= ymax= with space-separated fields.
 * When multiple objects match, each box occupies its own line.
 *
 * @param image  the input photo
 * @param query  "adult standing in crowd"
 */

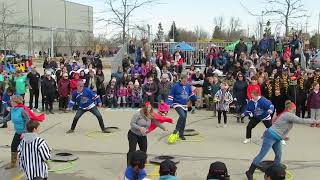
xmin=27 ymin=67 xmax=41 ymax=112
xmin=234 ymin=38 xmax=247 ymax=60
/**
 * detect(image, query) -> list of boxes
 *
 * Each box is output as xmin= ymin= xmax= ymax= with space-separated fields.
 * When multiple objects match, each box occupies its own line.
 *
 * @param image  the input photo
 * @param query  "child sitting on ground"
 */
xmin=214 ymin=82 xmax=233 ymax=128
xmin=127 ymin=81 xmax=134 ymax=108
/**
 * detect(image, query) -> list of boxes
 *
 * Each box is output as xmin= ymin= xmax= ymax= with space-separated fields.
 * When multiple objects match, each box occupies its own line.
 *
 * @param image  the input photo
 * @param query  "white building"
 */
xmin=0 ymin=0 xmax=93 ymax=56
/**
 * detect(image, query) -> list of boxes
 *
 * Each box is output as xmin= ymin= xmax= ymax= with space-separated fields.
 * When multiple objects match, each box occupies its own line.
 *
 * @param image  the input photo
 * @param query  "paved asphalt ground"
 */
xmin=1 ymin=63 xmax=320 ymax=180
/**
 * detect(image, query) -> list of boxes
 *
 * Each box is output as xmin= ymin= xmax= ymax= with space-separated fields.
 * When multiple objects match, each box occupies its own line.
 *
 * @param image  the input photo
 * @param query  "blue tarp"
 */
xmin=174 ymin=41 xmax=195 ymax=51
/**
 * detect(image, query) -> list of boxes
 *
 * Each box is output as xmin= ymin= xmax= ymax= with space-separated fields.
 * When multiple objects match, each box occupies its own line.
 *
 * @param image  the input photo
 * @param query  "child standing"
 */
xmin=18 ymin=121 xmax=51 ymax=180
xmin=127 ymin=81 xmax=134 ymax=108
xmin=247 ymin=76 xmax=261 ymax=100
xmin=105 ymin=78 xmax=118 ymax=108
xmin=307 ymin=82 xmax=320 ymax=120
xmin=214 ymin=83 xmax=233 ymax=128
xmin=117 ymin=83 xmax=128 ymax=108
xmin=58 ymin=73 xmax=70 ymax=112
xmin=1 ymin=95 xmax=30 ymax=169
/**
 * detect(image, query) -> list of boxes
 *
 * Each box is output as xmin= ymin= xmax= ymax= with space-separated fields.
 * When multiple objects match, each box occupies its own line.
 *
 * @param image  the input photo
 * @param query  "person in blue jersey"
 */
xmin=242 ymin=90 xmax=274 ymax=144
xmin=166 ymin=74 xmax=196 ymax=140
xmin=66 ymin=81 xmax=109 ymax=134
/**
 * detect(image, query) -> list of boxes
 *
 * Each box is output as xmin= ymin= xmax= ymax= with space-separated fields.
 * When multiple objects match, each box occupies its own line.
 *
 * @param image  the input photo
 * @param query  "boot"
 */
xmin=236 ymin=116 xmax=240 ymax=123
xmin=241 ymin=117 xmax=244 ymax=123
xmin=5 ymin=152 xmax=17 ymax=169
xmin=245 ymin=163 xmax=257 ymax=180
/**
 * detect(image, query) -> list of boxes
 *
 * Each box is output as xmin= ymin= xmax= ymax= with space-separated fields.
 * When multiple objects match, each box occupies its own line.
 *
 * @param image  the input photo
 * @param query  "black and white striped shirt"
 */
xmin=18 ymin=133 xmax=51 ymax=180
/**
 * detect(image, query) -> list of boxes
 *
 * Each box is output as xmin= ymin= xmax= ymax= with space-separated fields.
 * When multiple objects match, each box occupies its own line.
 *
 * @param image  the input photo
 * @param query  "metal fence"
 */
xmin=151 ymin=42 xmax=233 ymax=66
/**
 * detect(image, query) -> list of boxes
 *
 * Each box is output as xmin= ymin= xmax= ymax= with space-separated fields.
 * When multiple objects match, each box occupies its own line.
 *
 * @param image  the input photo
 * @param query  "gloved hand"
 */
xmin=249 ymin=112 xmax=253 ymax=118
xmin=241 ymin=113 xmax=245 ymax=118
xmin=233 ymin=98 xmax=237 ymax=101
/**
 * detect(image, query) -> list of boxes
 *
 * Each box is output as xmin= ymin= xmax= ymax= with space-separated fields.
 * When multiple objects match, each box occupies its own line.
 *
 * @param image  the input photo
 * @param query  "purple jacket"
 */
xmin=131 ymin=64 xmax=142 ymax=76
xmin=308 ymin=91 xmax=320 ymax=109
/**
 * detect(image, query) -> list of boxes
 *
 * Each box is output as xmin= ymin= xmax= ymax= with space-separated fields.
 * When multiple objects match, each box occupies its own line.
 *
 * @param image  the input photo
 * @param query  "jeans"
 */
xmin=252 ymin=130 xmax=282 ymax=166
xmin=127 ymin=130 xmax=147 ymax=165
xmin=175 ymin=107 xmax=187 ymax=137
xmin=29 ymin=88 xmax=39 ymax=109
xmin=311 ymin=109 xmax=320 ymax=120
xmin=70 ymin=106 xmax=105 ymax=131
xmin=246 ymin=118 xmax=272 ymax=139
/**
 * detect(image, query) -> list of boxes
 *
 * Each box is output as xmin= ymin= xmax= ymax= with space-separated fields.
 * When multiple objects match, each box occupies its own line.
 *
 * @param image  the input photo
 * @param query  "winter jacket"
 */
xmin=307 ymin=91 xmax=320 ymax=110
xmin=215 ymin=57 xmax=227 ymax=69
xmin=159 ymin=175 xmax=179 ymax=180
xmin=68 ymin=88 xmax=101 ymax=110
xmin=124 ymin=166 xmax=149 ymax=180
xmin=261 ymin=82 xmax=273 ymax=100
xmin=244 ymin=96 xmax=274 ymax=121
xmin=214 ymin=90 xmax=233 ymax=111
xmin=234 ymin=42 xmax=247 ymax=56
xmin=167 ymin=82 xmax=196 ymax=110
xmin=117 ymin=86 xmax=128 ymax=97
xmin=191 ymin=74 xmax=204 ymax=88
xmin=259 ymin=38 xmax=270 ymax=54
xmin=4 ymin=107 xmax=30 ymax=134
xmin=143 ymin=82 xmax=158 ymax=96
xmin=96 ymin=74 xmax=105 ymax=93
xmin=247 ymin=84 xmax=261 ymax=100
xmin=70 ymin=79 xmax=81 ymax=92
xmin=130 ymin=111 xmax=165 ymax=136
xmin=203 ymin=81 xmax=220 ymax=96
xmin=42 ymin=78 xmax=56 ymax=97
xmin=131 ymin=63 xmax=142 ymax=76
xmin=233 ymin=80 xmax=248 ymax=105
xmin=158 ymin=81 xmax=172 ymax=96
xmin=132 ymin=87 xmax=142 ymax=103
xmin=105 ymin=85 xmax=117 ymax=99
xmin=58 ymin=79 xmax=70 ymax=97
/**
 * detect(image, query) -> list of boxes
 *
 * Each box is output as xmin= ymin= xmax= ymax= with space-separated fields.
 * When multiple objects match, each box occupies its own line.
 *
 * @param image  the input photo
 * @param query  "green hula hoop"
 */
xmin=85 ymin=131 xmax=116 ymax=138
xmin=48 ymin=160 xmax=75 ymax=172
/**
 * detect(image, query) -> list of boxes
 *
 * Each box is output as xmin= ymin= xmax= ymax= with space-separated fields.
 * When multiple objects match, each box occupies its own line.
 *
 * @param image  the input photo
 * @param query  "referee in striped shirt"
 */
xmin=18 ymin=121 xmax=51 ymax=180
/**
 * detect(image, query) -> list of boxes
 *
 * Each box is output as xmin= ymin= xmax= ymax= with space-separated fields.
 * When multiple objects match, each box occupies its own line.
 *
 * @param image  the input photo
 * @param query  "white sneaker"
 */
xmin=281 ymin=140 xmax=286 ymax=145
xmin=223 ymin=124 xmax=227 ymax=128
xmin=243 ymin=139 xmax=251 ymax=144
xmin=216 ymin=124 xmax=221 ymax=128
xmin=35 ymin=109 xmax=41 ymax=113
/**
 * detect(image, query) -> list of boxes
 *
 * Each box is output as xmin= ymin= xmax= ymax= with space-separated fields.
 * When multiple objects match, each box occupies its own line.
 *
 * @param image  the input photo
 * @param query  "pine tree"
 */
xmin=156 ymin=22 xmax=164 ymax=42
xmin=168 ymin=21 xmax=179 ymax=42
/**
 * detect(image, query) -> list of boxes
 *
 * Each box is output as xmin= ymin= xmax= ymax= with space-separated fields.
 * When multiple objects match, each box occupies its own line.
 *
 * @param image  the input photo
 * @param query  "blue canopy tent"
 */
xmin=173 ymin=41 xmax=195 ymax=51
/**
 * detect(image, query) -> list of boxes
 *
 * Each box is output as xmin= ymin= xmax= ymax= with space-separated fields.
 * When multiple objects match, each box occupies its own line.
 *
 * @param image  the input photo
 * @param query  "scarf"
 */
xmin=16 ymin=104 xmax=45 ymax=122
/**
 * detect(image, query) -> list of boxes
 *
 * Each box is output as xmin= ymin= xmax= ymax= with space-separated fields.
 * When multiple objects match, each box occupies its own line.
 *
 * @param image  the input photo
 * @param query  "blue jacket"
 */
xmin=68 ymin=88 xmax=101 ymax=110
xmin=2 ymin=92 xmax=19 ymax=111
xmin=259 ymin=38 xmax=270 ymax=53
xmin=10 ymin=107 xmax=30 ymax=134
xmin=243 ymin=96 xmax=274 ymax=121
xmin=166 ymin=82 xmax=196 ymax=110
xmin=124 ymin=167 xmax=147 ymax=180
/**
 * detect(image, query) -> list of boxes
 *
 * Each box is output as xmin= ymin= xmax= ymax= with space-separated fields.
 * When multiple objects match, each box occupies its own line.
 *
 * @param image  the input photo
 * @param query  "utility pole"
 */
xmin=317 ymin=12 xmax=320 ymax=48
xmin=172 ymin=21 xmax=175 ymax=42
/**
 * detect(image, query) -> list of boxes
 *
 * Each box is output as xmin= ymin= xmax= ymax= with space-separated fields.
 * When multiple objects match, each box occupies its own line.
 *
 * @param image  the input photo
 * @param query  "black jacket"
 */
xmin=232 ymin=80 xmax=248 ymax=104
xmin=42 ymin=77 xmax=56 ymax=97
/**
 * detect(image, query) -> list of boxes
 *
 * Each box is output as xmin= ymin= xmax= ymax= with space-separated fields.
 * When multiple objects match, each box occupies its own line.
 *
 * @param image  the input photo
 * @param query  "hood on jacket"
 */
xmin=23 ymin=133 xmax=39 ymax=144
xmin=159 ymin=175 xmax=179 ymax=180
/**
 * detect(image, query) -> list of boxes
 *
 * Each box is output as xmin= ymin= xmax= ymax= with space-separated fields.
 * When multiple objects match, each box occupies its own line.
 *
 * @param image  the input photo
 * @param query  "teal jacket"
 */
xmin=4 ymin=107 xmax=30 ymax=134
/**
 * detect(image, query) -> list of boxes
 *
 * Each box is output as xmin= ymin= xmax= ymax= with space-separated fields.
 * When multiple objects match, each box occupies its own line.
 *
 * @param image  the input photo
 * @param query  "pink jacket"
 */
xmin=117 ymin=87 xmax=128 ymax=97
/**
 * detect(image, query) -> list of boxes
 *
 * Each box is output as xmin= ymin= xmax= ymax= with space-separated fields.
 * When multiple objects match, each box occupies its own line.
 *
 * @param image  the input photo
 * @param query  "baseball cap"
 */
xmin=265 ymin=165 xmax=286 ymax=180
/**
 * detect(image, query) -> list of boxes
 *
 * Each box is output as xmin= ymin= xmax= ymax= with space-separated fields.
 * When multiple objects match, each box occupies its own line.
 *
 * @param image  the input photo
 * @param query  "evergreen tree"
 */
xmin=156 ymin=22 xmax=164 ymax=42
xmin=168 ymin=21 xmax=179 ymax=42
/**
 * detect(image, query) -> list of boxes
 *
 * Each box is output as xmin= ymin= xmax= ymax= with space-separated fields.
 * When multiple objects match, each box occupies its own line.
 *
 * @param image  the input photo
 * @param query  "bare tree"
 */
xmin=0 ymin=3 xmax=21 ymax=55
xmin=228 ymin=17 xmax=241 ymax=40
xmin=214 ymin=16 xmax=224 ymax=30
xmin=36 ymin=35 xmax=49 ymax=54
xmin=65 ymin=30 xmax=77 ymax=56
xmin=7 ymin=33 xmax=21 ymax=51
xmin=80 ymin=32 xmax=94 ymax=51
xmin=103 ymin=0 xmax=158 ymax=44
xmin=194 ymin=26 xmax=209 ymax=40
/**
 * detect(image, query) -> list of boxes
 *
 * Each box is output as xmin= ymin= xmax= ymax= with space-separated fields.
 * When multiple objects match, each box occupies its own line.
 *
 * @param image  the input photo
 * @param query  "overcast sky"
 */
xmin=69 ymin=0 xmax=320 ymax=38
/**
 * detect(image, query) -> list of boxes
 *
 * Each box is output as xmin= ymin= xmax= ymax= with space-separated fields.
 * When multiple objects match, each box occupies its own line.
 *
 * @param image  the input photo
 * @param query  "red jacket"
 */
xmin=247 ymin=84 xmax=261 ymax=100
xmin=58 ymin=79 xmax=70 ymax=97
xmin=70 ymin=79 xmax=81 ymax=92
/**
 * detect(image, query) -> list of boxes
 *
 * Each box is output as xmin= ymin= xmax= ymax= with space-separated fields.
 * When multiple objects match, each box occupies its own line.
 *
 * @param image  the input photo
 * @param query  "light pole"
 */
xmin=51 ymin=28 xmax=56 ymax=57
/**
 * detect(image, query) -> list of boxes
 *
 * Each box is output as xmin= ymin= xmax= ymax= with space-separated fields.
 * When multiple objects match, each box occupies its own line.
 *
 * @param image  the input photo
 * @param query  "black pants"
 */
xmin=70 ymin=106 xmax=105 ymax=131
xmin=296 ymin=101 xmax=306 ymax=118
xmin=45 ymin=95 xmax=54 ymax=111
xmin=246 ymin=118 xmax=272 ymax=139
xmin=127 ymin=130 xmax=147 ymax=165
xmin=143 ymin=95 xmax=154 ymax=106
xmin=29 ymin=88 xmax=39 ymax=109
xmin=21 ymin=93 xmax=25 ymax=104
xmin=218 ymin=111 xmax=227 ymax=124
xmin=59 ymin=96 xmax=68 ymax=109
xmin=11 ymin=133 xmax=22 ymax=152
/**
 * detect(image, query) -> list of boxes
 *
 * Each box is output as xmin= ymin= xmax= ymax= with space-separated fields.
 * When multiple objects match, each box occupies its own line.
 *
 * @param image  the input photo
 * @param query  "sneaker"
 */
xmin=179 ymin=136 xmax=186 ymax=140
xmin=281 ymin=140 xmax=286 ymax=145
xmin=223 ymin=124 xmax=227 ymax=128
xmin=245 ymin=171 xmax=254 ymax=180
xmin=216 ymin=124 xmax=221 ymax=128
xmin=191 ymin=109 xmax=195 ymax=114
xmin=102 ymin=129 xmax=111 ymax=133
xmin=35 ymin=109 xmax=41 ymax=113
xmin=66 ymin=129 xmax=74 ymax=134
xmin=243 ymin=139 xmax=251 ymax=144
